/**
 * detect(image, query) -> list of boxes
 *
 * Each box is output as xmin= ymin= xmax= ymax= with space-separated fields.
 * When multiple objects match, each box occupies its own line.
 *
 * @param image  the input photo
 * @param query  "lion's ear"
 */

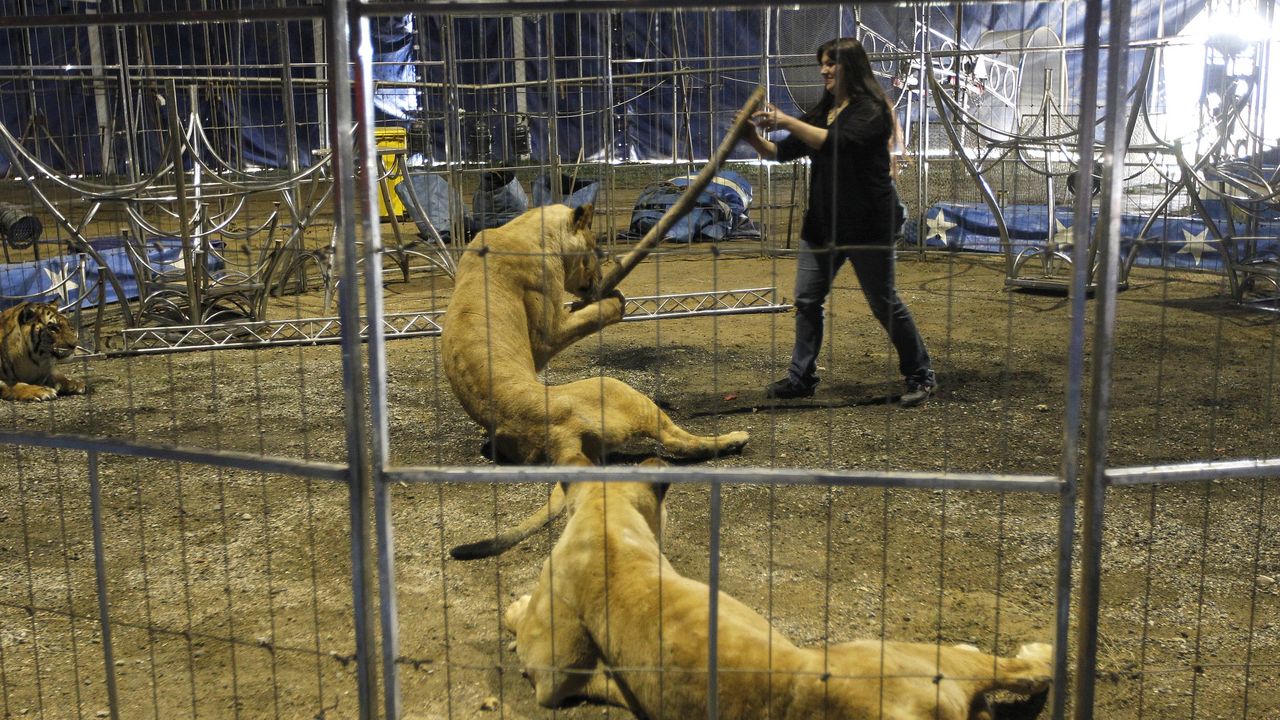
xmin=572 ymin=203 xmax=594 ymax=231
xmin=638 ymin=457 xmax=670 ymax=505
xmin=654 ymin=482 xmax=671 ymax=506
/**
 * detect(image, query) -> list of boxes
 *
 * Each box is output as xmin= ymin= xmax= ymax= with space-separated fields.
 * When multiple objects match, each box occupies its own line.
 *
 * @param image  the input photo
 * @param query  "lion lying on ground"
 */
xmin=442 ymin=204 xmax=749 ymax=558
xmin=504 ymin=458 xmax=1054 ymax=719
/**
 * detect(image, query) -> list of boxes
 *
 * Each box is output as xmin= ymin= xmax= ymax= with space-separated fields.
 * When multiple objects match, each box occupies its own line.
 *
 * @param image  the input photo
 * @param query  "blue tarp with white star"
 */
xmin=0 ymin=238 xmax=221 ymax=311
xmin=906 ymin=202 xmax=1280 ymax=272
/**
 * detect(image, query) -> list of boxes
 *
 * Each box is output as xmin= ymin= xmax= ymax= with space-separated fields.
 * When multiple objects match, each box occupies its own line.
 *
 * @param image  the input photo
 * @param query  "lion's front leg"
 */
xmin=505 ymin=587 xmax=600 ymax=708
xmin=536 ymin=293 xmax=625 ymax=367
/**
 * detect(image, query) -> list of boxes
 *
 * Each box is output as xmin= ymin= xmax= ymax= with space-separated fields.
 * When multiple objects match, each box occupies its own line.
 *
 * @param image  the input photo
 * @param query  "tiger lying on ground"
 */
xmin=1 ymin=301 xmax=86 ymax=402
xmin=441 ymin=203 xmax=749 ymax=559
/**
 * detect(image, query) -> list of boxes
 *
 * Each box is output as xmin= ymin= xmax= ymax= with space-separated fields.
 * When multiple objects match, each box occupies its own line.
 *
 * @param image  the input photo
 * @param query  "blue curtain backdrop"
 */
xmin=1 ymin=2 xmax=1206 ymax=175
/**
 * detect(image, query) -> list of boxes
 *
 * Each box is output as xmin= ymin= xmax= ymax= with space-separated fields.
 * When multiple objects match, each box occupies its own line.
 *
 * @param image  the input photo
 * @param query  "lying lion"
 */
xmin=442 ymin=204 xmax=749 ymax=558
xmin=504 ymin=459 xmax=1054 ymax=719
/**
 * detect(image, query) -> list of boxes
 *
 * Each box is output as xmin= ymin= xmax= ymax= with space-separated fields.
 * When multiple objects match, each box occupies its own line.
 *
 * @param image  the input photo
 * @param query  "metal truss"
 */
xmin=619 ymin=287 xmax=787 ymax=321
xmin=107 ymin=287 xmax=790 ymax=356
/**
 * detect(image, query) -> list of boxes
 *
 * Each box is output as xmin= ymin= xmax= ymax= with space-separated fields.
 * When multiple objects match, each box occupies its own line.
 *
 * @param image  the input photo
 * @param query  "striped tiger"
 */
xmin=0 ymin=301 xmax=86 ymax=402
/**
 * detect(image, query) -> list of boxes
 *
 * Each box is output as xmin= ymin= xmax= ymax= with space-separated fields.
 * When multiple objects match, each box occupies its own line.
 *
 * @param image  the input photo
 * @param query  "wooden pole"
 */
xmin=597 ymin=85 xmax=765 ymax=296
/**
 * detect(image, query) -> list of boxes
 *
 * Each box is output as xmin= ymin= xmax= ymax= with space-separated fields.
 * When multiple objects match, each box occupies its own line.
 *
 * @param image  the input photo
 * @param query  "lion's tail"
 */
xmin=448 ymin=483 xmax=568 ymax=560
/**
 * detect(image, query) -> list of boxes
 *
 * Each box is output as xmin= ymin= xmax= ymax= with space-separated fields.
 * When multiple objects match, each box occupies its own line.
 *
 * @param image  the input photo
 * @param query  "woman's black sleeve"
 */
xmin=774 ymin=131 xmax=812 ymax=163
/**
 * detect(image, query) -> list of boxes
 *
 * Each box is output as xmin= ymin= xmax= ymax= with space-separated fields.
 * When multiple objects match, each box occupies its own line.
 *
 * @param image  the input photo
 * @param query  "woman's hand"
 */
xmin=751 ymin=102 xmax=791 ymax=133
xmin=737 ymin=103 xmax=779 ymax=159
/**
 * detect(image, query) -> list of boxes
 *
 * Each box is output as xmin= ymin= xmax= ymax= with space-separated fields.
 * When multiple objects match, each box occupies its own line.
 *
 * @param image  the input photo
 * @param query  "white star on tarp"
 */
xmin=1051 ymin=218 xmax=1073 ymax=249
xmin=42 ymin=262 xmax=79 ymax=304
xmin=926 ymin=210 xmax=958 ymax=246
xmin=156 ymin=248 xmax=189 ymax=276
xmin=1176 ymin=227 xmax=1216 ymax=266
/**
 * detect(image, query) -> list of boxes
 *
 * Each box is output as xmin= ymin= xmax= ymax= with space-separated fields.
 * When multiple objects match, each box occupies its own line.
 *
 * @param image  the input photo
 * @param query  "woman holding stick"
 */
xmin=741 ymin=36 xmax=935 ymax=406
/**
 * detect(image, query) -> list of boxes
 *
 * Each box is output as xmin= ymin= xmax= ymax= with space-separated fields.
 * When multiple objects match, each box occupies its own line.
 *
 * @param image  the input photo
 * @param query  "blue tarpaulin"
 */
xmin=627 ymin=169 xmax=756 ymax=243
xmin=0 ymin=237 xmax=221 ymax=310
xmin=907 ymin=202 xmax=1280 ymax=272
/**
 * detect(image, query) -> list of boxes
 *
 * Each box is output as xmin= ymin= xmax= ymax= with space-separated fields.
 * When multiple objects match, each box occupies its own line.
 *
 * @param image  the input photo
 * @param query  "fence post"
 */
xmin=1074 ymin=0 xmax=1132 ymax=716
xmin=88 ymin=450 xmax=122 ymax=720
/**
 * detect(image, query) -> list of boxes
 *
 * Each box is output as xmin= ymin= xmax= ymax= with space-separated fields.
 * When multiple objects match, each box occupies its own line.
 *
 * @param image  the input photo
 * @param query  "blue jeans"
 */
xmin=787 ymin=239 xmax=932 ymax=385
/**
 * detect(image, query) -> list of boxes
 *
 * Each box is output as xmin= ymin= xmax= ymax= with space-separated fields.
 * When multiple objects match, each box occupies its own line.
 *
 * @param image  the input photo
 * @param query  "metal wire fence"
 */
xmin=1 ymin=2 xmax=1277 ymax=720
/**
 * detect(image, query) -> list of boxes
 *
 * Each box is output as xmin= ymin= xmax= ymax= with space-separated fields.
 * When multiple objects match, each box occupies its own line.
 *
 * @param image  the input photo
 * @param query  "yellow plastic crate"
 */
xmin=374 ymin=127 xmax=408 ymax=218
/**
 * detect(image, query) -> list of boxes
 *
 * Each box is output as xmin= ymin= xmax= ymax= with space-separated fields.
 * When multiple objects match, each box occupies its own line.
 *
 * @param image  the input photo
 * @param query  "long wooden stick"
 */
xmin=598 ymin=85 xmax=765 ymax=296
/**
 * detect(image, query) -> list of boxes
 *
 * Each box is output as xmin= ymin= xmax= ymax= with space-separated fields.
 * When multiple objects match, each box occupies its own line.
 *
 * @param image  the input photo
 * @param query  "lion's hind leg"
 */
xmin=556 ymin=377 xmax=749 ymax=460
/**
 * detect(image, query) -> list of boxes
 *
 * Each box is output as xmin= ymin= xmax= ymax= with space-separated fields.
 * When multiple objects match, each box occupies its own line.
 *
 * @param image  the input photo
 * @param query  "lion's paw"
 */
xmin=605 ymin=293 xmax=626 ymax=322
xmin=1016 ymin=642 xmax=1052 ymax=663
xmin=505 ymin=594 xmax=532 ymax=632
xmin=1012 ymin=643 xmax=1054 ymax=693
xmin=719 ymin=431 xmax=750 ymax=452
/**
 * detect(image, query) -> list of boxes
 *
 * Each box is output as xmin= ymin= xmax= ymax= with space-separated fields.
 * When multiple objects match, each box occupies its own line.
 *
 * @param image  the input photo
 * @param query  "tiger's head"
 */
xmin=16 ymin=302 xmax=79 ymax=363
xmin=561 ymin=203 xmax=603 ymax=299
xmin=1 ymin=301 xmax=86 ymax=400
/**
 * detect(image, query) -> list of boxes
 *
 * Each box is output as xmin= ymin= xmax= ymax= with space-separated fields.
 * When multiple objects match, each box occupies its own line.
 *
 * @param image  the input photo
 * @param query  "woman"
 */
xmin=742 ymin=37 xmax=935 ymax=406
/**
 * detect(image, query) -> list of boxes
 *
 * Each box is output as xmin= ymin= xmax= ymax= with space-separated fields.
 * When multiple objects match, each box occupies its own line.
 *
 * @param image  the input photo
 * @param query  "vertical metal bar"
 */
xmin=279 ymin=18 xmax=302 ymax=209
xmin=704 ymin=9 xmax=714 ymax=162
xmin=1056 ymin=1 xmax=1103 ymax=717
xmin=1043 ymin=71 xmax=1055 ymax=276
xmin=326 ymin=1 xmax=378 ymax=717
xmin=546 ymin=12 xmax=563 ymax=185
xmin=604 ymin=10 xmax=619 ymax=245
xmin=706 ymin=480 xmax=721 ymax=720
xmin=114 ymin=14 xmax=140 ymax=182
xmin=188 ymin=85 xmax=205 ymax=238
xmin=88 ymin=451 xmax=121 ymax=720
xmin=164 ymin=79 xmax=200 ymax=316
xmin=441 ymin=15 xmax=465 ymax=241
xmin=914 ymin=6 xmax=929 ymax=251
xmin=314 ymin=16 xmax=329 ymax=154
xmin=353 ymin=12 xmax=400 ymax=720
xmin=1247 ymin=0 xmax=1273 ymax=246
xmin=758 ymin=8 xmax=772 ymax=255
xmin=86 ymin=7 xmax=113 ymax=173
xmin=514 ymin=14 xmax=529 ymax=121
xmin=1074 ymin=1 xmax=1131 ymax=717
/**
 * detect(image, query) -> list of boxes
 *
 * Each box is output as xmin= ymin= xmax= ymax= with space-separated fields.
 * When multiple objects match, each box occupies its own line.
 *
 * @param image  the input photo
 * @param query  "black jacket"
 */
xmin=776 ymin=94 xmax=898 ymax=246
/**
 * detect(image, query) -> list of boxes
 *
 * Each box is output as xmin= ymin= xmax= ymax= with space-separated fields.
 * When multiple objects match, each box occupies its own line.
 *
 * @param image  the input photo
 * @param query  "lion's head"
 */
xmin=561 ymin=203 xmax=602 ymax=299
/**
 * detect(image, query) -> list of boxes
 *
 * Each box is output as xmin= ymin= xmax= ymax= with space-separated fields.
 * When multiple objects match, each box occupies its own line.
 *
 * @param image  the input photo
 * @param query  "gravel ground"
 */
xmin=2 ymin=247 xmax=1277 ymax=719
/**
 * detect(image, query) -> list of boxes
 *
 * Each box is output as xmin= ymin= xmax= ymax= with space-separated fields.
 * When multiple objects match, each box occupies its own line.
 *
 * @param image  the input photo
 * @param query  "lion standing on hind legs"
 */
xmin=441 ymin=203 xmax=750 ymax=558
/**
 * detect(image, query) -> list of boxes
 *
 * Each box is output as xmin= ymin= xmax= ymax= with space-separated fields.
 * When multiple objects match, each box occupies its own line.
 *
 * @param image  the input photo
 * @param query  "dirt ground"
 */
xmin=2 ymin=238 xmax=1279 ymax=719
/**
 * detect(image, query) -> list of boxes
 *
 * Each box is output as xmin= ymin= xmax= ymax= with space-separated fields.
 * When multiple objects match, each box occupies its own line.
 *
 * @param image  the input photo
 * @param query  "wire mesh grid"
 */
xmin=1 ymin=446 xmax=359 ymax=718
xmin=0 ymin=1 xmax=1278 ymax=719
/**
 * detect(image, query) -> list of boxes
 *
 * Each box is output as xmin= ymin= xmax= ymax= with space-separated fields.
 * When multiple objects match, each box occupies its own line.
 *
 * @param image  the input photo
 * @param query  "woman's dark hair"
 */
xmin=802 ymin=37 xmax=901 ymax=153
